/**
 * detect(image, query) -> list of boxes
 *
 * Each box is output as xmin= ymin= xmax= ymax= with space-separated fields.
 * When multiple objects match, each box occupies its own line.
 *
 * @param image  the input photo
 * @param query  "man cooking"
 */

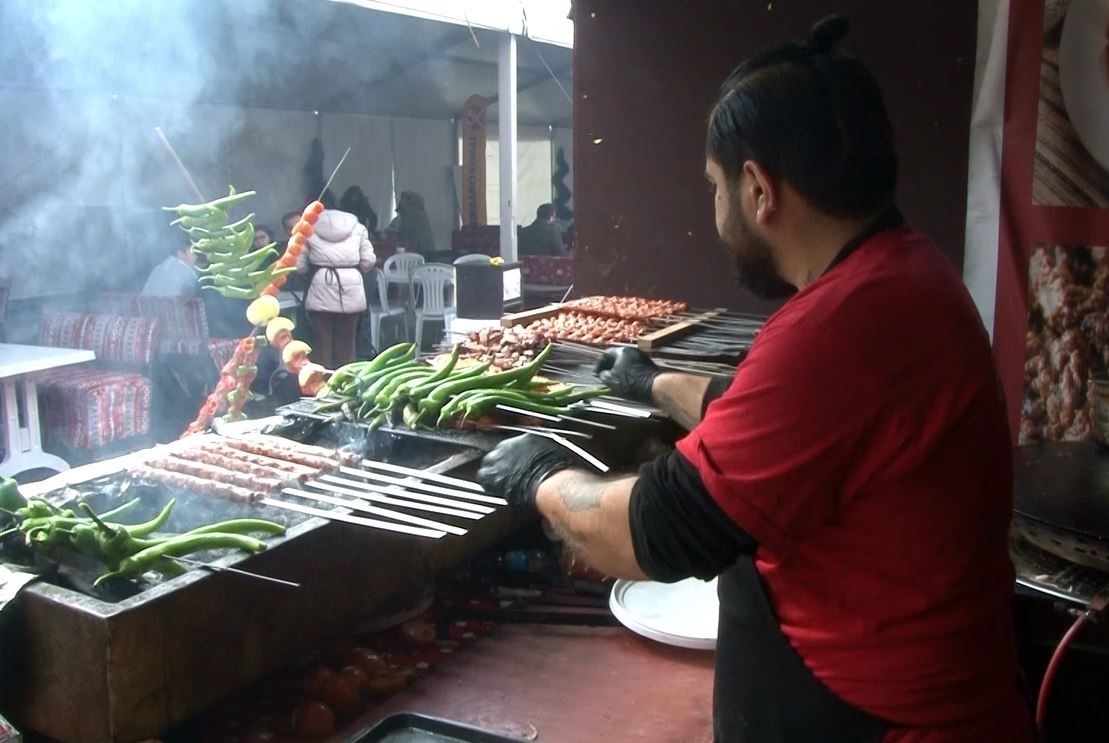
xmin=476 ymin=17 xmax=1035 ymax=743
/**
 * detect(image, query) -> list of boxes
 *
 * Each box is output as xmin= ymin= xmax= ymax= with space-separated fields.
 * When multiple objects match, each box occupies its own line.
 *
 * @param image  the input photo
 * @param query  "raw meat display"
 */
xmin=566 ymin=295 xmax=688 ymax=321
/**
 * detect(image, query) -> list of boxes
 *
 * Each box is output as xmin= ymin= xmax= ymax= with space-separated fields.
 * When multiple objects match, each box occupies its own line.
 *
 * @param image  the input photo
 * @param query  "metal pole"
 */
xmin=498 ymin=31 xmax=518 ymax=263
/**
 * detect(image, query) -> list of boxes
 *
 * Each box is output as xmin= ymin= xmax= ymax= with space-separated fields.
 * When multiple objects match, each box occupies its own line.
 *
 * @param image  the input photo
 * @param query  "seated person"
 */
xmin=282 ymin=211 xmax=300 ymax=241
xmin=518 ymin=203 xmax=568 ymax=257
xmin=254 ymin=224 xmax=276 ymax=251
xmin=143 ymin=238 xmax=197 ymax=296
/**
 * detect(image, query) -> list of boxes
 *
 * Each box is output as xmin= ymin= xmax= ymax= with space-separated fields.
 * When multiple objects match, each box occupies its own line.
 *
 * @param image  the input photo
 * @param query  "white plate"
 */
xmin=609 ymin=576 xmax=719 ymax=650
xmin=1059 ymin=0 xmax=1109 ymax=171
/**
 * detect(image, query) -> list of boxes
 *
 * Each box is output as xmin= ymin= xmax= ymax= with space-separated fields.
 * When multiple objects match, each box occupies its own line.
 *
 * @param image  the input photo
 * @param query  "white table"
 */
xmin=0 ymin=344 xmax=96 ymax=478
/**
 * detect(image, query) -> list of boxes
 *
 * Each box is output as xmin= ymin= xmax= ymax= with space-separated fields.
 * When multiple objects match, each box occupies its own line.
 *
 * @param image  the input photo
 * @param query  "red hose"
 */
xmin=1035 ymin=612 xmax=1089 ymax=735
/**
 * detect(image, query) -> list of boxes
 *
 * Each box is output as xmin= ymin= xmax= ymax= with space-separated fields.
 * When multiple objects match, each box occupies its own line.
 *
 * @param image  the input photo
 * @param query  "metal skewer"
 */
xmin=307 ymin=480 xmax=486 ymax=519
xmin=360 ymin=459 xmax=486 ymax=493
xmin=587 ymin=399 xmax=655 ymax=418
xmin=282 ymin=488 xmax=468 ymax=536
xmin=496 ymin=404 xmax=562 ymax=423
xmin=171 ymin=556 xmax=300 ymax=589
xmin=557 ymin=414 xmax=618 ymax=430
xmin=528 ymin=430 xmax=610 ymax=473
xmin=337 ymin=467 xmax=509 ymax=506
xmin=261 ymin=498 xmax=446 ymax=539
xmin=318 ymin=475 xmax=494 ymax=514
xmin=481 ymin=424 xmax=593 ymax=440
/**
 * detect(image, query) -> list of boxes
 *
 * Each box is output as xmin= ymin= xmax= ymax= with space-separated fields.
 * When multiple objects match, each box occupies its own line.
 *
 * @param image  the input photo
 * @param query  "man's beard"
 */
xmin=722 ymin=205 xmax=796 ymax=300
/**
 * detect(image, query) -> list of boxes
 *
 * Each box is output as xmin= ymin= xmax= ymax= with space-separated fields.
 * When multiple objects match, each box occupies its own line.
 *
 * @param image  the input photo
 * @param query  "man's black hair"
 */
xmin=706 ymin=15 xmax=897 ymax=219
xmin=536 ymin=203 xmax=556 ymax=221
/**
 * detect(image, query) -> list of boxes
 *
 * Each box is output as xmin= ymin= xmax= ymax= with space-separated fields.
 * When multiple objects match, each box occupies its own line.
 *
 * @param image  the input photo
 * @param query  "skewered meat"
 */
xmin=222 ymin=438 xmax=340 ymax=471
xmin=567 ymin=295 xmax=688 ymax=321
xmin=196 ymin=443 xmax=318 ymax=480
xmin=458 ymin=325 xmax=547 ymax=370
xmin=523 ymin=311 xmax=646 ymax=346
xmin=238 ymin=434 xmax=357 ymax=466
xmin=175 ymin=446 xmax=307 ymax=483
xmin=146 ymin=455 xmax=285 ymax=493
xmin=131 ymin=464 xmax=262 ymax=502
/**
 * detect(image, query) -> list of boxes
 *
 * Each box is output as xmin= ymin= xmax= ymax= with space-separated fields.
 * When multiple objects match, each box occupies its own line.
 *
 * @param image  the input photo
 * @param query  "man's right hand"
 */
xmin=594 ymin=347 xmax=660 ymax=404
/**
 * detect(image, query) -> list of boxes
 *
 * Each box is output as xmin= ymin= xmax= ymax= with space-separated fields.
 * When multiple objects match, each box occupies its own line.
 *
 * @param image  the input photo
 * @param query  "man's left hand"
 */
xmin=476 ymin=435 xmax=574 ymax=507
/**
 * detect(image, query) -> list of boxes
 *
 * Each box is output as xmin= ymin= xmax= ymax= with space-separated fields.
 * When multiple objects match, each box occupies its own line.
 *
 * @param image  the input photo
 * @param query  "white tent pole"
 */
xmin=498 ymin=31 xmax=518 ymax=262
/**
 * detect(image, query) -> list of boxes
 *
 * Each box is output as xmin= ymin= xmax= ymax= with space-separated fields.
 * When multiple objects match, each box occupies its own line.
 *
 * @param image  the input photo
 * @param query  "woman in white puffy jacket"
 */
xmin=295 ymin=202 xmax=376 ymax=368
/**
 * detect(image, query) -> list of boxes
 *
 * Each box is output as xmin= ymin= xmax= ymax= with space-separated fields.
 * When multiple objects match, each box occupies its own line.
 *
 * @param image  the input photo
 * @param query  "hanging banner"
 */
xmin=461 ymin=95 xmax=488 ymax=226
xmin=994 ymin=0 xmax=1109 ymax=443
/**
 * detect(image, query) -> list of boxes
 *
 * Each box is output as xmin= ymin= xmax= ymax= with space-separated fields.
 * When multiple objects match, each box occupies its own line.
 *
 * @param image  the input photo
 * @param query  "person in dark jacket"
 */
xmin=385 ymin=190 xmax=436 ymax=257
xmin=518 ymin=203 xmax=568 ymax=256
xmin=340 ymin=185 xmax=379 ymax=234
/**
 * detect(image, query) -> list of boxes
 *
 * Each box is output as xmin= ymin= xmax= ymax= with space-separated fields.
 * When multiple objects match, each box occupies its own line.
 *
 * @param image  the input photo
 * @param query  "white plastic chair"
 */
xmin=410 ymin=264 xmax=456 ymax=349
xmin=381 ymin=252 xmax=425 ymax=318
xmin=367 ymin=268 xmax=407 ymax=350
xmin=382 ymin=252 xmax=425 ymax=287
xmin=453 ymin=253 xmax=491 ymax=265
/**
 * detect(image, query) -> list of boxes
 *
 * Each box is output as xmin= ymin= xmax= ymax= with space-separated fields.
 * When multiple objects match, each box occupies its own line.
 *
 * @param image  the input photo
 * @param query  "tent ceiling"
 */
xmin=0 ymin=0 xmax=572 ymax=126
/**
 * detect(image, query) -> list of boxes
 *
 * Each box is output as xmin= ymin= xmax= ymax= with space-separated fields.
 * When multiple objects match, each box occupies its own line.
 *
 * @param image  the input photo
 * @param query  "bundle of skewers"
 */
xmin=127 ymin=433 xmax=504 ymax=541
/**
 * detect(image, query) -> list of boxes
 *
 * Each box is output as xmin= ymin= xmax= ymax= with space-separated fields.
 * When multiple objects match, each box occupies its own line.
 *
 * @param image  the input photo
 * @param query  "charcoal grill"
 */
xmin=0 ymin=421 xmax=524 ymax=742
xmin=0 ymin=393 xmax=676 ymax=742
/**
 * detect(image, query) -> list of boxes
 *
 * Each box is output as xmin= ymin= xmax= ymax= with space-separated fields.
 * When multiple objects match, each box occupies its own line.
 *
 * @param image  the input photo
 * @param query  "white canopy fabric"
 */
xmin=327 ymin=0 xmax=573 ymax=48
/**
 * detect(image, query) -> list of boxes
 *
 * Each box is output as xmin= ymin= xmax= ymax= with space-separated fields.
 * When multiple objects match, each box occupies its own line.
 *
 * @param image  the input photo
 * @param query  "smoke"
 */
xmin=0 ymin=1 xmax=552 ymax=303
xmin=0 ymin=0 xmax=334 ymax=300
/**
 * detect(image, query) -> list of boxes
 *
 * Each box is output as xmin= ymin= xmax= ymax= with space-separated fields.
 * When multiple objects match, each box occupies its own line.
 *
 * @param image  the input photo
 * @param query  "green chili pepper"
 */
xmin=409 ymin=361 xmax=491 ymax=403
xmin=462 ymin=395 xmax=569 ymax=421
xmin=402 ymin=403 xmax=424 ymax=429
xmin=420 ymin=345 xmax=552 ymax=413
xmin=171 ymin=213 xmax=228 ymax=230
xmin=163 ymin=188 xmax=257 ymax=217
xmin=0 ymin=477 xmax=27 ymax=514
xmin=374 ymin=367 xmax=437 ymax=409
xmin=396 ymin=346 xmax=458 ymax=399
xmin=182 ymin=519 xmax=285 ymax=538
xmin=360 ymin=362 xmax=424 ymax=402
xmin=90 ymin=497 xmax=142 ymax=522
xmin=328 ymin=360 xmax=374 ymax=389
xmin=95 ymin=533 xmax=268 ymax=585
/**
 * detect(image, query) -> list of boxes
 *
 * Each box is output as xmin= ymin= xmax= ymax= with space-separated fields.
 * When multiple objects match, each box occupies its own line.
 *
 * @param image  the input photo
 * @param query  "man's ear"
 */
xmin=741 ymin=160 xmax=778 ymax=226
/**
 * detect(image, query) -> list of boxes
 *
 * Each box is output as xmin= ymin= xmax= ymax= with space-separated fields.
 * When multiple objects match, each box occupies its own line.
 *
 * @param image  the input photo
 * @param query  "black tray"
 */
xmin=349 ymin=713 xmax=526 ymax=742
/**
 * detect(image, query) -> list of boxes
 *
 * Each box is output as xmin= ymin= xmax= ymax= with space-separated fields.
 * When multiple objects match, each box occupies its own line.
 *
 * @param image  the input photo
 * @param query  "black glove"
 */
xmin=477 ymin=435 xmax=575 ymax=507
xmin=594 ymin=347 xmax=660 ymax=404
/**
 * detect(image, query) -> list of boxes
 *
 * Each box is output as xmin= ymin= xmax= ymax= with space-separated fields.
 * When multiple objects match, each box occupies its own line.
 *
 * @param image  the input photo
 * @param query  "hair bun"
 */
xmin=808 ymin=15 xmax=849 ymax=52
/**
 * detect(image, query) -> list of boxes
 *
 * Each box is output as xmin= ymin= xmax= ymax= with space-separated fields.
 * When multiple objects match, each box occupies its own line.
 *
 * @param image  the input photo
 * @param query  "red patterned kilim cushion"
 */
xmin=207 ymin=338 xmax=239 ymax=371
xmin=521 ymin=255 xmax=573 ymax=285
xmin=36 ymin=368 xmax=151 ymax=450
xmin=40 ymin=312 xmax=162 ymax=367
xmin=133 ymin=295 xmax=210 ymax=339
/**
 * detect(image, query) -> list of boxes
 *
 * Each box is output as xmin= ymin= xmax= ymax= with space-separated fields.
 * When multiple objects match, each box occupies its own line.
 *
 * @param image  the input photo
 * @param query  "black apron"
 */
xmin=713 ymin=557 xmax=888 ymax=742
xmin=713 ymin=208 xmax=906 ymax=742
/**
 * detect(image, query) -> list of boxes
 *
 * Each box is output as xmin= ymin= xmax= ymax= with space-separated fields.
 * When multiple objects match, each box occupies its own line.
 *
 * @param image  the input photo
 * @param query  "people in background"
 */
xmin=296 ymin=192 xmax=376 ymax=368
xmin=385 ymin=190 xmax=435 ymax=257
xmin=253 ymin=225 xmax=276 ymax=251
xmin=340 ymin=185 xmax=379 ymax=234
xmin=518 ymin=203 xmax=569 ymax=256
xmin=282 ymin=211 xmax=300 ymax=240
xmin=142 ymin=237 xmax=197 ymax=296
